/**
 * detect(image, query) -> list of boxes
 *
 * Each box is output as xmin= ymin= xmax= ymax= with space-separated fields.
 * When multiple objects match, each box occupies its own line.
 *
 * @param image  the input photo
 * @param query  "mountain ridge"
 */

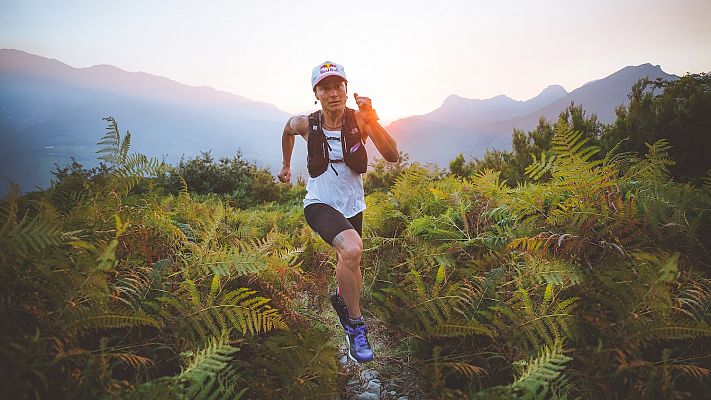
xmin=0 ymin=49 xmax=683 ymax=195
xmin=0 ymin=49 xmax=284 ymax=116
xmin=0 ymin=49 xmax=294 ymax=195
xmin=384 ymin=63 xmax=678 ymax=165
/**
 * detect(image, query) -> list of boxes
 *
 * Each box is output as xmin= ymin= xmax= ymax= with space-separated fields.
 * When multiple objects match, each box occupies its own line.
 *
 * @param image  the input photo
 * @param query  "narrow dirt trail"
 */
xmin=331 ymin=310 xmax=427 ymax=400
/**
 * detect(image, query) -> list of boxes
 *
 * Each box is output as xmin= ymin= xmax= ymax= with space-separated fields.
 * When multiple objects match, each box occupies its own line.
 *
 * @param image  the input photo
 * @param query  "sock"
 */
xmin=348 ymin=315 xmax=365 ymax=325
xmin=337 ymin=286 xmax=341 ymax=296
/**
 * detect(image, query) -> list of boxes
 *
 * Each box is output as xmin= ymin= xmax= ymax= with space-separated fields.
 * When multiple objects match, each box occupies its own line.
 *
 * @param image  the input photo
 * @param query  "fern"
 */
xmin=624 ymin=140 xmax=675 ymax=183
xmin=179 ymin=175 xmax=190 ymax=198
xmin=112 ymin=153 xmax=167 ymax=194
xmin=441 ymin=361 xmax=487 ymax=378
xmin=703 ymin=169 xmax=711 ymax=189
xmin=0 ymin=192 xmax=63 ymax=260
xmin=511 ymin=340 xmax=573 ymax=398
xmin=551 ymin=125 xmax=600 ymax=162
xmin=160 ymin=279 xmax=286 ymax=345
xmin=390 ymin=163 xmax=440 ymax=217
xmin=96 ymin=117 xmax=167 ymax=194
xmin=525 ymin=152 xmax=556 ymax=181
xmin=406 ymin=215 xmax=465 ymax=240
xmin=471 ymin=340 xmax=574 ymax=399
xmin=240 ymin=326 xmax=339 ymax=399
xmin=177 ymin=335 xmax=246 ymax=400
xmin=186 ymin=244 xmax=271 ymax=277
xmin=492 ymin=287 xmax=579 ymax=351
xmin=380 ymin=268 xmax=494 ymax=340
xmin=96 ymin=116 xmax=124 ymax=166
xmin=112 ymin=258 xmax=173 ymax=312
xmin=471 ymin=168 xmax=509 ymax=197
xmin=627 ymin=325 xmax=711 ymax=344
xmin=520 ymin=256 xmax=582 ymax=287
xmin=65 ymin=308 xmax=161 ymax=333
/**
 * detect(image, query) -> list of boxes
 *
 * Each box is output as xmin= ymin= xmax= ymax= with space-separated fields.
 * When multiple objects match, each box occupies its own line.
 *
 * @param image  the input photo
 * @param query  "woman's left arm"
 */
xmin=354 ymin=94 xmax=399 ymax=162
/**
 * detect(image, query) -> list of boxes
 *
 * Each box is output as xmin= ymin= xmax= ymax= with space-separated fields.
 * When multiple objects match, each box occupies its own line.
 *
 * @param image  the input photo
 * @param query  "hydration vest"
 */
xmin=307 ymin=107 xmax=368 ymax=178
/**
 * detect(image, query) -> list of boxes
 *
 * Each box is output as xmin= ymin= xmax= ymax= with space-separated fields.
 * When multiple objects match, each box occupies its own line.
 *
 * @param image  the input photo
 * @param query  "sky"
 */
xmin=1 ymin=0 xmax=710 ymax=122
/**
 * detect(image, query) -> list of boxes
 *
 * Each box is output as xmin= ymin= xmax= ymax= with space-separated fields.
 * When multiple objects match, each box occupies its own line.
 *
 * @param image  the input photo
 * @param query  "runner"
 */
xmin=277 ymin=61 xmax=399 ymax=362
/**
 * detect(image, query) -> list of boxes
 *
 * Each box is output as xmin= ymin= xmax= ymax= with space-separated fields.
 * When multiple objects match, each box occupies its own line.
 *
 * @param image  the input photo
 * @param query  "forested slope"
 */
xmin=1 ymin=75 xmax=709 ymax=399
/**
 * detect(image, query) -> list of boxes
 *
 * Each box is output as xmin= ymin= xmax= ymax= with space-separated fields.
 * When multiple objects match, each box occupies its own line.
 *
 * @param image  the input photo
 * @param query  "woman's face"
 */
xmin=315 ymin=76 xmax=347 ymax=113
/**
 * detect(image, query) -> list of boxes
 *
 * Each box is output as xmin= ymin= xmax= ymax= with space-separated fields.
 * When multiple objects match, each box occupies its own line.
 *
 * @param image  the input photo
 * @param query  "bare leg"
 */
xmin=332 ymin=229 xmax=363 ymax=319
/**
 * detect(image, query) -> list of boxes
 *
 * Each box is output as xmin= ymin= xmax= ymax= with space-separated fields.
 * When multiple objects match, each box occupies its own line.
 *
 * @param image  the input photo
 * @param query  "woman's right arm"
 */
xmin=278 ymin=116 xmax=308 ymax=183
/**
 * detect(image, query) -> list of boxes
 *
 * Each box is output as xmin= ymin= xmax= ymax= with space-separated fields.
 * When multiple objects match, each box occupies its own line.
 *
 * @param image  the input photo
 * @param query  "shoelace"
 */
xmin=345 ymin=324 xmax=369 ymax=347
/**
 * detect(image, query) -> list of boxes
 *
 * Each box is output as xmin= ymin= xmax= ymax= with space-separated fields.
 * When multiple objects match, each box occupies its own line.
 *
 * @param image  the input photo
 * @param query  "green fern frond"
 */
xmin=493 ymin=286 xmax=579 ymax=351
xmin=112 ymin=153 xmax=167 ymax=194
xmin=471 ymin=169 xmax=509 ymax=197
xmin=188 ymin=244 xmax=270 ymax=277
xmin=97 ymin=116 xmax=121 ymax=166
xmin=525 ymin=152 xmax=556 ymax=181
xmin=524 ymin=257 xmax=582 ymax=287
xmin=162 ymin=282 xmax=286 ymax=343
xmin=442 ymin=361 xmax=487 ymax=378
xmin=471 ymin=341 xmax=574 ymax=399
xmin=425 ymin=321 xmax=494 ymax=338
xmin=114 ymin=258 xmax=173 ymax=312
xmin=173 ymin=221 xmax=197 ymax=242
xmin=390 ymin=163 xmax=439 ymax=216
xmin=111 ymin=352 xmax=155 ymax=369
xmin=672 ymin=364 xmax=711 ymax=381
xmin=95 ymin=117 xmax=167 ymax=194
xmin=180 ymin=335 xmax=238 ymax=378
xmin=179 ymin=176 xmax=190 ymax=197
xmin=702 ymin=169 xmax=711 ymax=189
xmin=406 ymin=215 xmax=464 ymax=240
xmin=178 ymin=335 xmax=245 ymax=400
xmin=119 ymin=130 xmax=131 ymax=164
xmin=382 ymin=269 xmax=492 ymax=341
xmin=67 ymin=309 xmax=161 ymax=333
xmin=551 ymin=125 xmax=600 ymax=162
xmin=0 ymin=196 xmax=62 ymax=259
xmin=624 ymin=139 xmax=676 ymax=183
xmin=512 ymin=340 xmax=572 ymax=397
xmin=628 ymin=325 xmax=711 ymax=344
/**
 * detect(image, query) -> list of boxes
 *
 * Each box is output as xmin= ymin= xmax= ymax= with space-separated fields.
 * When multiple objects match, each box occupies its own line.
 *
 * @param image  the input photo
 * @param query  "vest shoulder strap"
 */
xmin=308 ymin=110 xmax=321 ymax=135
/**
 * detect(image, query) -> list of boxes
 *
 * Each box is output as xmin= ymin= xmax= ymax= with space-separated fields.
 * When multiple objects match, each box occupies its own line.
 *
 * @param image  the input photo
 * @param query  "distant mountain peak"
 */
xmin=443 ymin=94 xmax=466 ymax=103
xmin=580 ymin=63 xmax=669 ymax=88
xmin=538 ymin=84 xmax=567 ymax=96
xmin=442 ymin=93 xmax=514 ymax=107
xmin=621 ymin=63 xmax=664 ymax=73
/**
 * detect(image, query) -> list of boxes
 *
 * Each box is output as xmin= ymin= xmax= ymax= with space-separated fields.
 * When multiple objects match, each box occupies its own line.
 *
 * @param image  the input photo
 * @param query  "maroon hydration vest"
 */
xmin=307 ymin=107 xmax=368 ymax=178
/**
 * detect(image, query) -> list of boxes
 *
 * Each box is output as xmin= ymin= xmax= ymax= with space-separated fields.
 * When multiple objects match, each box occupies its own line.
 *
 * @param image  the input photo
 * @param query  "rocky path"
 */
xmin=333 ymin=312 xmax=427 ymax=400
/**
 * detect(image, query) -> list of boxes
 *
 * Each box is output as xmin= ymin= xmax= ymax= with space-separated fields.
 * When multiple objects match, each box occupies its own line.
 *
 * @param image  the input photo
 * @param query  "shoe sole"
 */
xmin=345 ymin=335 xmax=374 ymax=363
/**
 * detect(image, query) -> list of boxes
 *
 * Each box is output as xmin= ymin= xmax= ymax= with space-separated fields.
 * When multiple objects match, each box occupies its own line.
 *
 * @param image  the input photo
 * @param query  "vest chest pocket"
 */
xmin=307 ymin=131 xmax=329 ymax=178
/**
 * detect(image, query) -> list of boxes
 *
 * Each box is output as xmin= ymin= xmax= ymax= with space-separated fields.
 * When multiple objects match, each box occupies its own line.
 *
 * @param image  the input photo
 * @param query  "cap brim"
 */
xmin=313 ymin=72 xmax=347 ymax=88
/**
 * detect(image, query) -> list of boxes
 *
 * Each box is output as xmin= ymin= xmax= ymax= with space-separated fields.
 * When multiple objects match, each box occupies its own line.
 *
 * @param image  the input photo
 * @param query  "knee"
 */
xmin=336 ymin=237 xmax=362 ymax=266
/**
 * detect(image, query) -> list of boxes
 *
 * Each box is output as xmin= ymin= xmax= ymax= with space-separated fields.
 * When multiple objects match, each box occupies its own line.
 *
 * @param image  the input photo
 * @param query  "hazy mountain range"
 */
xmin=385 ymin=64 xmax=677 ymax=165
xmin=0 ymin=49 xmax=678 ymax=194
xmin=0 ymin=49 xmax=294 ymax=194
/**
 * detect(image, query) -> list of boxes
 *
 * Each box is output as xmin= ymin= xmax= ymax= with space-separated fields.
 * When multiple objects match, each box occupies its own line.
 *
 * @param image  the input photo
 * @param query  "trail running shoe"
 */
xmin=344 ymin=319 xmax=374 ymax=363
xmin=330 ymin=291 xmax=349 ymax=330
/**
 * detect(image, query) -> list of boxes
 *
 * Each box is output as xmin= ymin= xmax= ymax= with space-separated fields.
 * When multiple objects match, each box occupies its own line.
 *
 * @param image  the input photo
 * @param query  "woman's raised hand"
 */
xmin=354 ymin=93 xmax=373 ymax=112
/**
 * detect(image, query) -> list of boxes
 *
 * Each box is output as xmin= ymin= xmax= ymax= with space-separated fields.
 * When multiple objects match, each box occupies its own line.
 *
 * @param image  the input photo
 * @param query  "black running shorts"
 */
xmin=304 ymin=203 xmax=362 ymax=245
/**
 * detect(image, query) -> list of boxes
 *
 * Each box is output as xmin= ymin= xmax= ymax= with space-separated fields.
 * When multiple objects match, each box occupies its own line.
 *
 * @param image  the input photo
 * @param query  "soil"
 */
xmin=327 ymin=300 xmax=429 ymax=400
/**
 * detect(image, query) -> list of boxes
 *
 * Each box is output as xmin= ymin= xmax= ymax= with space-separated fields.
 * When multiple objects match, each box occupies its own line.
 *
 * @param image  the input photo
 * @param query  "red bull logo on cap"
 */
xmin=320 ymin=63 xmax=338 ymax=74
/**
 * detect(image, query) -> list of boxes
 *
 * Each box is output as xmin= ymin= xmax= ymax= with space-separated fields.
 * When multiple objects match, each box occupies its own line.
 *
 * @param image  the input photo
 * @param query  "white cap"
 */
xmin=311 ymin=61 xmax=347 ymax=89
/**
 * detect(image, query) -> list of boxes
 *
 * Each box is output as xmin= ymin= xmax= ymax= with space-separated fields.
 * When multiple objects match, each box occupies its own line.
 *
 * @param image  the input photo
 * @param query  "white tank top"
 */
xmin=303 ymin=128 xmax=366 ymax=218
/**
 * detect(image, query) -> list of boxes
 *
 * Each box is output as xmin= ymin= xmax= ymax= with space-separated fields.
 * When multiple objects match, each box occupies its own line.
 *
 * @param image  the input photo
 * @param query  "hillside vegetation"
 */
xmin=1 ymin=75 xmax=710 ymax=399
